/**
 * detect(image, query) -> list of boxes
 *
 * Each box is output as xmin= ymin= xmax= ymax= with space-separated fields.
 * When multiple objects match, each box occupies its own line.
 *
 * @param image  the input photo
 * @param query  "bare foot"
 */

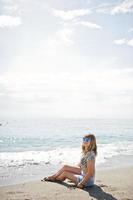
xmin=41 ymin=175 xmax=56 ymax=182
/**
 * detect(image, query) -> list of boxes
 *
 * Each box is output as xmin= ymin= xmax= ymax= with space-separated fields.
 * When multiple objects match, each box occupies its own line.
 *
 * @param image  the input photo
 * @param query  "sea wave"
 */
xmin=0 ymin=141 xmax=133 ymax=168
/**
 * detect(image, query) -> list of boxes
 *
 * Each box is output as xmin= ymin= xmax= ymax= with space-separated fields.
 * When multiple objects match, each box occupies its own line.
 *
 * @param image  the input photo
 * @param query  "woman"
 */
xmin=42 ymin=134 xmax=97 ymax=189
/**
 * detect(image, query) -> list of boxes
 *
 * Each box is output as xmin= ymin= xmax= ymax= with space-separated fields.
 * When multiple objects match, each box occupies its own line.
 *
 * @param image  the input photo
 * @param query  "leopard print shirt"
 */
xmin=79 ymin=150 xmax=96 ymax=174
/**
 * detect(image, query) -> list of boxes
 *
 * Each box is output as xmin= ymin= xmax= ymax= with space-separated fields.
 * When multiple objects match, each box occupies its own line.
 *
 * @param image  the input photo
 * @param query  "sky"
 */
xmin=0 ymin=0 xmax=133 ymax=119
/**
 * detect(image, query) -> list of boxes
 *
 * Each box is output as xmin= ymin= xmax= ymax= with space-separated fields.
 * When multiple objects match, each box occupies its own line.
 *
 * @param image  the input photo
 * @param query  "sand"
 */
xmin=0 ymin=166 xmax=133 ymax=200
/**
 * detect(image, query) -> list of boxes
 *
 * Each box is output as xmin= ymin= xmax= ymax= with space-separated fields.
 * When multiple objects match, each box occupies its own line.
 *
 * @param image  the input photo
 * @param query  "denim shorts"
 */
xmin=75 ymin=171 xmax=94 ymax=187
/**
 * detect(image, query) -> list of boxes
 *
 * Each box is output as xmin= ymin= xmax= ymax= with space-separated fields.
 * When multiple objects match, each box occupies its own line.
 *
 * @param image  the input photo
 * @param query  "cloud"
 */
xmin=111 ymin=0 xmax=133 ymax=14
xmin=114 ymin=38 xmax=127 ymax=45
xmin=0 ymin=15 xmax=21 ymax=28
xmin=50 ymin=8 xmax=101 ymax=47
xmin=1 ymin=68 xmax=133 ymax=101
xmin=51 ymin=7 xmax=101 ymax=46
xmin=74 ymin=20 xmax=102 ymax=29
xmin=49 ymin=28 xmax=74 ymax=46
xmin=0 ymin=67 xmax=133 ymax=118
xmin=127 ymin=38 xmax=133 ymax=46
xmin=94 ymin=3 xmax=116 ymax=14
xmin=114 ymin=38 xmax=133 ymax=46
xmin=95 ymin=0 xmax=133 ymax=15
xmin=52 ymin=8 xmax=92 ymax=20
xmin=3 ymin=3 xmax=19 ymax=14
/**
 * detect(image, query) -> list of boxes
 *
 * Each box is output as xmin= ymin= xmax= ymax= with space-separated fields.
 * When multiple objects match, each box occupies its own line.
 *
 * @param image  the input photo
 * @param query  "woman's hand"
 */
xmin=77 ymin=182 xmax=84 ymax=189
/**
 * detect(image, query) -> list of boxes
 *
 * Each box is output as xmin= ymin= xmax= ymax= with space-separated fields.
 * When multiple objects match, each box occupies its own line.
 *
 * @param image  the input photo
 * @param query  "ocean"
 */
xmin=0 ymin=118 xmax=133 ymax=186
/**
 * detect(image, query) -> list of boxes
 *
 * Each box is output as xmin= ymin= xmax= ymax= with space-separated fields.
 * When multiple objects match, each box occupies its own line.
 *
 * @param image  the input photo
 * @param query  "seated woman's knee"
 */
xmin=62 ymin=171 xmax=68 ymax=178
xmin=63 ymin=165 xmax=69 ymax=170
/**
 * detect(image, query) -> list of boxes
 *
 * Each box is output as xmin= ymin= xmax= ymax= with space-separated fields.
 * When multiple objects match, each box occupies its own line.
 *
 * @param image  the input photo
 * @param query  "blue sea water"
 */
xmin=0 ymin=118 xmax=133 ymax=186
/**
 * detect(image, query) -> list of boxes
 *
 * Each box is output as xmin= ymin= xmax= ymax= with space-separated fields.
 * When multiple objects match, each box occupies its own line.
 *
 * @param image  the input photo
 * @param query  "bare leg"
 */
xmin=49 ymin=165 xmax=81 ymax=180
xmin=56 ymin=171 xmax=78 ymax=185
xmin=43 ymin=165 xmax=81 ymax=181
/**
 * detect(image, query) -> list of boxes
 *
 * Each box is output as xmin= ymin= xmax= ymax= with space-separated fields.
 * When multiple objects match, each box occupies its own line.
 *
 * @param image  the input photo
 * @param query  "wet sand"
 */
xmin=0 ymin=166 xmax=133 ymax=200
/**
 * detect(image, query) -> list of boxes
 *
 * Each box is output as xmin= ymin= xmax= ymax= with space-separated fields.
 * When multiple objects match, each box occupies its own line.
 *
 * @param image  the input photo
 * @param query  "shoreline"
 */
xmin=1 ymin=157 xmax=133 ymax=187
xmin=0 ymin=166 xmax=133 ymax=200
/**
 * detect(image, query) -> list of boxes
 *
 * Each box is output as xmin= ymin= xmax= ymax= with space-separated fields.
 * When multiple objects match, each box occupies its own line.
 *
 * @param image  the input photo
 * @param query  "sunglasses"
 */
xmin=83 ymin=137 xmax=91 ymax=143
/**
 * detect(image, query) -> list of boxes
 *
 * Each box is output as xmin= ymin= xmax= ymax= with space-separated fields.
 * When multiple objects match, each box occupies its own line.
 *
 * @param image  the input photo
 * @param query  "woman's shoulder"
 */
xmin=81 ymin=150 xmax=96 ymax=157
xmin=86 ymin=150 xmax=96 ymax=160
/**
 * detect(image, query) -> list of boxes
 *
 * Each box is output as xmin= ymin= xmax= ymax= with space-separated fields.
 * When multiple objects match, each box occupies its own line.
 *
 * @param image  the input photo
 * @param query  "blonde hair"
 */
xmin=82 ymin=134 xmax=97 ymax=156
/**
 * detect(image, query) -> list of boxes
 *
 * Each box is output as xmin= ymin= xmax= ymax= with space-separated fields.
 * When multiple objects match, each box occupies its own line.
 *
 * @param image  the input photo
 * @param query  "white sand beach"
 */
xmin=0 ymin=166 xmax=133 ymax=200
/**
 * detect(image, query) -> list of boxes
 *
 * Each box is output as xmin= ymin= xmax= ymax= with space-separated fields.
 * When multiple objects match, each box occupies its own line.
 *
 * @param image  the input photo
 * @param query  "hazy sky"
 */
xmin=0 ymin=0 xmax=133 ymax=119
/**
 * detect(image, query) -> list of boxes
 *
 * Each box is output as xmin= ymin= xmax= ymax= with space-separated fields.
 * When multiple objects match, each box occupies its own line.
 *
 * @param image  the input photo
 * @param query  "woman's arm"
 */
xmin=77 ymin=160 xmax=95 ymax=188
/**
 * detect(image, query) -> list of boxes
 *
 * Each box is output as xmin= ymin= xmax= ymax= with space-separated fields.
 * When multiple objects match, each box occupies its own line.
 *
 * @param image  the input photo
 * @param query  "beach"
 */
xmin=0 ymin=166 xmax=133 ymax=200
xmin=0 ymin=118 xmax=133 ymax=199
